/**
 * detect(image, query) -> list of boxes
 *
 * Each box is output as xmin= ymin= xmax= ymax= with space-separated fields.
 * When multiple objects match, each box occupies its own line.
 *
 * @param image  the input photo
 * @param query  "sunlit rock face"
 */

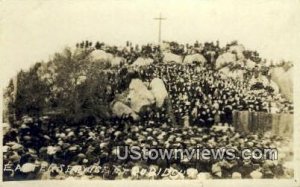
xmin=270 ymin=66 xmax=293 ymax=101
xmin=183 ymin=53 xmax=207 ymax=65
xmin=163 ymin=52 xmax=183 ymax=63
xmin=150 ymin=78 xmax=168 ymax=108
xmin=131 ymin=57 xmax=154 ymax=67
xmin=127 ymin=79 xmax=156 ymax=113
xmin=215 ymin=52 xmax=237 ymax=69
xmin=90 ymin=50 xmax=114 ymax=63
xmin=111 ymin=101 xmax=139 ymax=120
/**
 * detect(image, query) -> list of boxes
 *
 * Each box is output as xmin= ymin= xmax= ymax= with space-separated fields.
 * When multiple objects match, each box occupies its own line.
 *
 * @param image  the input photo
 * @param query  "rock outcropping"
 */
xmin=90 ymin=50 xmax=113 ymax=62
xmin=111 ymin=78 xmax=168 ymax=119
xmin=183 ymin=54 xmax=207 ymax=64
xmin=150 ymin=78 xmax=168 ymax=107
xmin=163 ymin=52 xmax=183 ymax=63
xmin=131 ymin=57 xmax=154 ymax=67
xmin=111 ymin=101 xmax=139 ymax=120
xmin=127 ymin=79 xmax=156 ymax=113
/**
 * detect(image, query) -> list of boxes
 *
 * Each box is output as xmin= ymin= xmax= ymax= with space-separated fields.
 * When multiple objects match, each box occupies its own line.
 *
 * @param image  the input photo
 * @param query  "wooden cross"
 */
xmin=154 ymin=13 xmax=166 ymax=44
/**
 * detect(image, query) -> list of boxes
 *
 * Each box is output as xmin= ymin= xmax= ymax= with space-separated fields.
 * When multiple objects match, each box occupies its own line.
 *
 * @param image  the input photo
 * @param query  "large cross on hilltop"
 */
xmin=154 ymin=13 xmax=167 ymax=44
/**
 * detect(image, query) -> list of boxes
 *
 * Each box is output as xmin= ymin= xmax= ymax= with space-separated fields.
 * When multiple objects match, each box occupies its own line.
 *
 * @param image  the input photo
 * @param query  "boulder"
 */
xmin=131 ymin=57 xmax=154 ymax=67
xmin=269 ymin=80 xmax=279 ymax=94
xmin=90 ymin=50 xmax=113 ymax=63
xmin=127 ymin=79 xmax=155 ymax=113
xmin=260 ymin=75 xmax=271 ymax=87
xmin=228 ymin=44 xmax=245 ymax=60
xmin=183 ymin=53 xmax=207 ymax=64
xmin=163 ymin=52 xmax=183 ymax=63
xmin=111 ymin=101 xmax=139 ymax=120
xmin=111 ymin=57 xmax=124 ymax=67
xmin=160 ymin=41 xmax=169 ymax=51
xmin=215 ymin=52 xmax=237 ymax=69
xmin=244 ymin=59 xmax=256 ymax=70
xmin=150 ymin=78 xmax=168 ymax=107
xmin=270 ymin=66 xmax=293 ymax=101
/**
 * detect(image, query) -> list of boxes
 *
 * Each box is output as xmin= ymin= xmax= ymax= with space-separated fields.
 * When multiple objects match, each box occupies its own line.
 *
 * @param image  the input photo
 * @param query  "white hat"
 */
xmin=250 ymin=170 xmax=263 ymax=179
xmin=232 ymin=172 xmax=242 ymax=179
xmin=47 ymin=146 xmax=58 ymax=155
xmin=21 ymin=163 xmax=36 ymax=173
xmin=114 ymin=131 xmax=122 ymax=136
xmin=68 ymin=146 xmax=77 ymax=151
xmin=11 ymin=143 xmax=23 ymax=150
xmin=125 ymin=139 xmax=133 ymax=145
xmin=197 ymin=172 xmax=212 ymax=180
xmin=131 ymin=166 xmax=140 ymax=177
xmin=3 ymin=146 xmax=9 ymax=153
xmin=212 ymin=163 xmax=222 ymax=174
xmin=187 ymin=168 xmax=198 ymax=179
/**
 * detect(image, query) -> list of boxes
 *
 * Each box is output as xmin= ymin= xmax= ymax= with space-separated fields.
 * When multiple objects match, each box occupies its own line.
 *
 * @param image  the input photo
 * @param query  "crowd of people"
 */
xmin=137 ymin=63 xmax=293 ymax=127
xmin=3 ymin=40 xmax=294 ymax=180
xmin=3 ymin=116 xmax=293 ymax=180
xmin=101 ymin=61 xmax=293 ymax=129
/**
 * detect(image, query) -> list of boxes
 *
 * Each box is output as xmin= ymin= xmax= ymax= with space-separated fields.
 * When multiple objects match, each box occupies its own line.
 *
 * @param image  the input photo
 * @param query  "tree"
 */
xmin=7 ymin=46 xmax=120 ymax=124
xmin=14 ymin=64 xmax=50 ymax=119
xmin=3 ymin=79 xmax=16 ymax=124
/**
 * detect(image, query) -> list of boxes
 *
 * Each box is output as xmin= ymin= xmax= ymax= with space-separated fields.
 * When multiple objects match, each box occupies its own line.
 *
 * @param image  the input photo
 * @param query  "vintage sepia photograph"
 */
xmin=0 ymin=0 xmax=299 ymax=186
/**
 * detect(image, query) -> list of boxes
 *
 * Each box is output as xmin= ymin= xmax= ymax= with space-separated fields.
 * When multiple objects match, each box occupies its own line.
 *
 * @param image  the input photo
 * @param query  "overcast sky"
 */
xmin=1 ymin=0 xmax=300 ymax=85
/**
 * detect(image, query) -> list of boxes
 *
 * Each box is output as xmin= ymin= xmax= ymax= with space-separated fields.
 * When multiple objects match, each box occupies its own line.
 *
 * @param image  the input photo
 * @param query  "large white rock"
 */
xmin=228 ymin=44 xmax=245 ymax=59
xmin=215 ymin=52 xmax=237 ymax=69
xmin=90 ymin=50 xmax=113 ymax=63
xmin=111 ymin=57 xmax=125 ymax=67
xmin=260 ymin=75 xmax=271 ymax=87
xmin=270 ymin=80 xmax=279 ymax=94
xmin=163 ymin=52 xmax=183 ymax=63
xmin=111 ymin=101 xmax=139 ymax=120
xmin=131 ymin=57 xmax=154 ymax=67
xmin=244 ymin=59 xmax=256 ymax=70
xmin=150 ymin=78 xmax=168 ymax=107
xmin=127 ymin=79 xmax=155 ymax=113
xmin=270 ymin=66 xmax=293 ymax=101
xmin=183 ymin=53 xmax=207 ymax=64
xmin=161 ymin=41 xmax=171 ymax=52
